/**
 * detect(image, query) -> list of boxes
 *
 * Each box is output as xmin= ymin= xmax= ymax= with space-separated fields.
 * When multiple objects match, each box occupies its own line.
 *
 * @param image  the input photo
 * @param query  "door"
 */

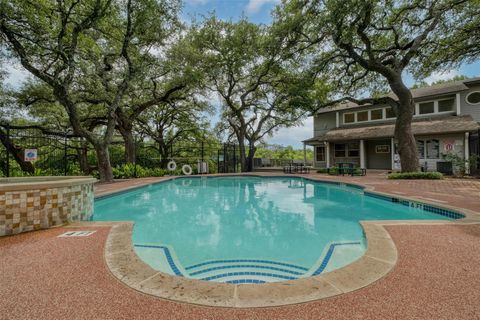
xmin=366 ymin=140 xmax=391 ymax=169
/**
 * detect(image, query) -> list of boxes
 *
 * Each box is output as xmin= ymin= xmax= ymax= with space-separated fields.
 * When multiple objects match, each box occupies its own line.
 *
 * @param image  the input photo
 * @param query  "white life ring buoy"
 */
xmin=182 ymin=164 xmax=193 ymax=175
xmin=167 ymin=160 xmax=177 ymax=171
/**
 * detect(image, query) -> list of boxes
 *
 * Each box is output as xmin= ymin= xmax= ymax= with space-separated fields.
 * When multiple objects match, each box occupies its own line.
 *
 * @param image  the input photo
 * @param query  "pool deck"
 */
xmin=2 ymin=172 xmax=480 ymax=319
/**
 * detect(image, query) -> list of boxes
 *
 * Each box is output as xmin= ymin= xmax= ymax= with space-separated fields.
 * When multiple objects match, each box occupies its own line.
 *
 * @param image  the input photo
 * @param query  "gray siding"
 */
xmin=459 ymin=84 xmax=480 ymax=122
xmin=313 ymin=112 xmax=336 ymax=137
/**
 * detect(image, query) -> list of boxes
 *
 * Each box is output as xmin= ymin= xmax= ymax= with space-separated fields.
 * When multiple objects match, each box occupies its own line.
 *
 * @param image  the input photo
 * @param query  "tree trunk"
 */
xmin=77 ymin=143 xmax=90 ymax=174
xmin=94 ymin=143 xmax=114 ymax=182
xmin=118 ymin=125 xmax=135 ymax=164
xmin=0 ymin=127 xmax=35 ymax=174
xmin=238 ymin=139 xmax=247 ymax=172
xmin=246 ymin=142 xmax=256 ymax=172
xmin=389 ymin=79 xmax=419 ymax=172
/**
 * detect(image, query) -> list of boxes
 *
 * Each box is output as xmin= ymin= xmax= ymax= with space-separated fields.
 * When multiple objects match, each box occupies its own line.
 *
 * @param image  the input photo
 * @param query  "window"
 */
xmin=347 ymin=142 xmax=360 ymax=157
xmin=417 ymin=140 xmax=425 ymax=159
xmin=357 ymin=111 xmax=368 ymax=122
xmin=426 ymin=139 xmax=440 ymax=159
xmin=385 ymin=107 xmax=396 ymax=118
xmin=419 ymin=101 xmax=434 ymax=114
xmin=371 ymin=109 xmax=383 ymax=120
xmin=334 ymin=143 xmax=346 ymax=157
xmin=344 ymin=113 xmax=355 ymax=124
xmin=466 ymin=91 xmax=480 ymax=105
xmin=316 ymin=146 xmax=325 ymax=161
xmin=438 ymin=98 xmax=455 ymax=112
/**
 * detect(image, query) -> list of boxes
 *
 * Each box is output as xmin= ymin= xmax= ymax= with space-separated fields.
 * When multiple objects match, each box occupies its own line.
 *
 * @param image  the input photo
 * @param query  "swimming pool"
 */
xmin=93 ymin=176 xmax=460 ymax=284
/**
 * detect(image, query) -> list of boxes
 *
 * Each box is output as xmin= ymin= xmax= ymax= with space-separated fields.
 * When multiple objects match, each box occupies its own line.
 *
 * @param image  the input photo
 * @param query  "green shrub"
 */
xmin=112 ymin=164 xmax=176 ymax=179
xmin=387 ymin=171 xmax=443 ymax=179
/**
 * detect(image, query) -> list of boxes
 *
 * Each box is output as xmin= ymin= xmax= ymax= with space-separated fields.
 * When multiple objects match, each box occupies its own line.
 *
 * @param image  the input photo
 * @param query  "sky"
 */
xmin=4 ymin=0 xmax=480 ymax=148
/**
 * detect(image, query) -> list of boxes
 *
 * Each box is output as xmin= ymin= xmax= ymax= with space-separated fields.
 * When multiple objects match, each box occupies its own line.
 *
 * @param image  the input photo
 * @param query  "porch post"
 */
xmin=360 ymin=139 xmax=365 ymax=169
xmin=326 ymin=142 xmax=331 ymax=168
xmin=391 ymin=138 xmax=395 ymax=170
xmin=303 ymin=142 xmax=307 ymax=166
xmin=456 ymin=93 xmax=461 ymax=115
xmin=465 ymin=132 xmax=470 ymax=175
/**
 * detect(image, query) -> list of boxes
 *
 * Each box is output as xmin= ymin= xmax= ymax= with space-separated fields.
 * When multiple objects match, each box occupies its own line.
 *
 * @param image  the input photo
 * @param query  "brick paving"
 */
xmin=1 ymin=224 xmax=479 ymax=319
xmin=305 ymin=171 xmax=480 ymax=212
xmin=1 ymin=173 xmax=478 ymax=319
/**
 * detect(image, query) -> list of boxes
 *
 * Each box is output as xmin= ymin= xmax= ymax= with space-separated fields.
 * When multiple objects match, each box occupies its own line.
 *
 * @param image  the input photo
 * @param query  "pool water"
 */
xmin=93 ymin=176 xmax=452 ymax=284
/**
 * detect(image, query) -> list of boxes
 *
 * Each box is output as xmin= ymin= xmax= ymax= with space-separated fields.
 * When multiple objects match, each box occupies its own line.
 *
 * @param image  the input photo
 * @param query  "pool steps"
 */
xmin=133 ymin=241 xmax=363 ymax=284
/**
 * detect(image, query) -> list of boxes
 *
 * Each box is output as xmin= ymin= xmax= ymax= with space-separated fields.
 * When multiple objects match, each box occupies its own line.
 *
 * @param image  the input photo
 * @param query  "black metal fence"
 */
xmin=470 ymin=130 xmax=480 ymax=175
xmin=0 ymin=124 xmax=241 ymax=177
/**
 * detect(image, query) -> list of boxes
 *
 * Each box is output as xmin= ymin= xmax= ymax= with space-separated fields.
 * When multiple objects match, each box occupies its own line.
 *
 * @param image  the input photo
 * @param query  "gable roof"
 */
xmin=316 ymin=77 xmax=480 ymax=114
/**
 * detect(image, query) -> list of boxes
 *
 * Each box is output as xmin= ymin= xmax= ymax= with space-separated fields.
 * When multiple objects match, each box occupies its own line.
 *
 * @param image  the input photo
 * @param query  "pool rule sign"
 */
xmin=24 ymin=149 xmax=38 ymax=162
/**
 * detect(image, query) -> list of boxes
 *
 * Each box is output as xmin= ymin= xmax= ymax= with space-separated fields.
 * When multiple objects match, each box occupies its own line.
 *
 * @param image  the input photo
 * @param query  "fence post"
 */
xmin=201 ymin=140 xmax=204 ymax=162
xmin=233 ymin=143 xmax=237 ymax=173
xmin=5 ymin=124 xmax=10 ymax=177
xmin=217 ymin=150 xmax=220 ymax=174
xmin=64 ymin=132 xmax=68 ymax=176
xmin=134 ymin=136 xmax=137 ymax=178
xmin=223 ymin=144 xmax=227 ymax=173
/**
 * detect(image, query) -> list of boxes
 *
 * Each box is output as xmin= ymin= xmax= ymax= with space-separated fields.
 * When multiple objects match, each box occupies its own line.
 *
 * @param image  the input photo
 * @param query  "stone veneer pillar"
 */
xmin=0 ymin=177 xmax=96 ymax=236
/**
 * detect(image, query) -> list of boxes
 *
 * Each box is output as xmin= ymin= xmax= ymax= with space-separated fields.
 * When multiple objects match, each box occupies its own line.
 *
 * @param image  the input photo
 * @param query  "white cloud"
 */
xmin=424 ymin=69 xmax=460 ymax=85
xmin=3 ymin=63 xmax=30 ymax=89
xmin=245 ymin=0 xmax=280 ymax=14
xmin=266 ymin=117 xmax=314 ymax=148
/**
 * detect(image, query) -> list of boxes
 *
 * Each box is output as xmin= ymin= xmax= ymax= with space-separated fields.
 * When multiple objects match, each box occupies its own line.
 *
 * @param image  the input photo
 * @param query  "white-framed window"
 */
xmin=357 ymin=110 xmax=368 ymax=122
xmin=344 ymin=113 xmax=355 ymax=124
xmin=416 ymin=139 xmax=440 ymax=159
xmin=347 ymin=142 xmax=360 ymax=157
xmin=417 ymin=140 xmax=425 ymax=159
xmin=334 ymin=143 xmax=347 ymax=157
xmin=370 ymin=109 xmax=383 ymax=120
xmin=466 ymin=91 xmax=480 ymax=105
xmin=418 ymin=101 xmax=435 ymax=115
xmin=385 ymin=107 xmax=396 ymax=119
xmin=438 ymin=97 xmax=455 ymax=112
xmin=426 ymin=139 xmax=440 ymax=159
xmin=340 ymin=95 xmax=456 ymax=125
xmin=334 ymin=142 xmax=359 ymax=158
xmin=316 ymin=146 xmax=325 ymax=161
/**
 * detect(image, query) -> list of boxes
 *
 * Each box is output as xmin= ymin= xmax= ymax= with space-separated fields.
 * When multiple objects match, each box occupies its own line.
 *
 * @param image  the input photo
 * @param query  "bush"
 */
xmin=387 ymin=171 xmax=443 ymax=180
xmin=112 ymin=163 xmax=179 ymax=179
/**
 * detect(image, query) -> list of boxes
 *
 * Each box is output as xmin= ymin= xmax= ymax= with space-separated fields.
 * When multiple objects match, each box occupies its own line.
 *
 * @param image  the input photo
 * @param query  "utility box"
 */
xmin=436 ymin=161 xmax=453 ymax=175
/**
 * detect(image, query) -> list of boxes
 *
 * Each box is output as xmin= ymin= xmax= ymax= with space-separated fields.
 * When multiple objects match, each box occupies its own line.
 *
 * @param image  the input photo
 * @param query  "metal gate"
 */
xmin=217 ymin=143 xmax=239 ymax=173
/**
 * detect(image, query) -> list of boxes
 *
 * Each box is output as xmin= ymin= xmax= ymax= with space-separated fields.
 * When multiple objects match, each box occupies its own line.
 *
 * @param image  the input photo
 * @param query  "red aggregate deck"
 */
xmin=1 ymin=224 xmax=479 ymax=319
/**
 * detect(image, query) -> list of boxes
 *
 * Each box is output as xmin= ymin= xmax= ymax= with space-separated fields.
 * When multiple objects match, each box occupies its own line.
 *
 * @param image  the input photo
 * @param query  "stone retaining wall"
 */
xmin=0 ymin=177 xmax=96 ymax=236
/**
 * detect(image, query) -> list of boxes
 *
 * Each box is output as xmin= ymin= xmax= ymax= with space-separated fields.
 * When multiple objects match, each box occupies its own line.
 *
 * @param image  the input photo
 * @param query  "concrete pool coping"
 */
xmin=85 ymin=174 xmax=480 ymax=308
xmin=0 ymin=176 xmax=97 ymax=192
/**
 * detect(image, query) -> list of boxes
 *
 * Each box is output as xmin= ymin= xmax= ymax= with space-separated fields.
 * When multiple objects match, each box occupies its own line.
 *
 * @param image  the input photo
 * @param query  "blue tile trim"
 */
xmin=364 ymin=192 xmax=464 ymax=220
xmin=312 ymin=241 xmax=362 ymax=276
xmin=189 ymin=264 xmax=304 ymax=276
xmin=134 ymin=244 xmax=183 ymax=276
xmin=200 ymin=271 xmax=296 ymax=281
xmin=225 ymin=279 xmax=267 ymax=284
xmin=185 ymin=259 xmax=308 ymax=271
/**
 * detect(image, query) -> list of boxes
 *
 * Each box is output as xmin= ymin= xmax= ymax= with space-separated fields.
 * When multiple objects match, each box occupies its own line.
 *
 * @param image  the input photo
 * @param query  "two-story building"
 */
xmin=303 ymin=78 xmax=480 ymax=172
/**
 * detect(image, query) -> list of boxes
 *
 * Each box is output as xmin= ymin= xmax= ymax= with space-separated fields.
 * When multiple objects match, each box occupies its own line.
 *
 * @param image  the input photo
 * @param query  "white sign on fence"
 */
xmin=24 ymin=149 xmax=38 ymax=162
